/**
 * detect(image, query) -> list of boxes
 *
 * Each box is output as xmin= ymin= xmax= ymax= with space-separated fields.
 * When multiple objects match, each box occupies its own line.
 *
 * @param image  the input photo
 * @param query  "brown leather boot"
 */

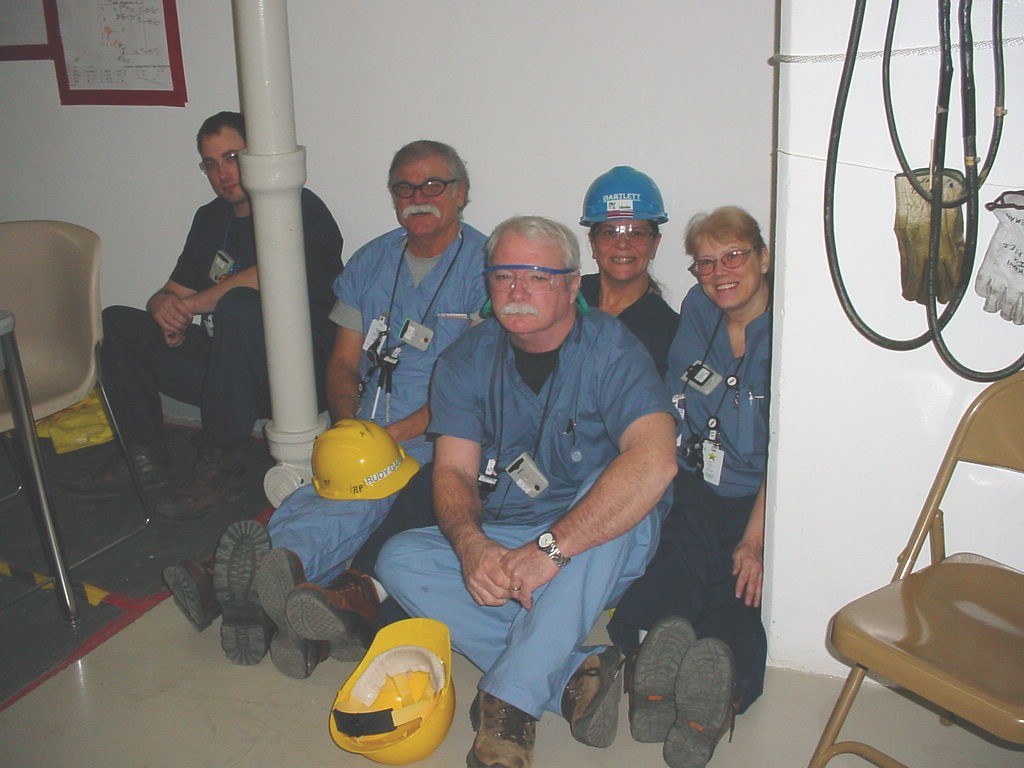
xmin=65 ymin=440 xmax=173 ymax=499
xmin=284 ymin=569 xmax=381 ymax=662
xmin=561 ymin=646 xmax=623 ymax=748
xmin=155 ymin=444 xmax=245 ymax=522
xmin=162 ymin=556 xmax=220 ymax=632
xmin=255 ymin=547 xmax=328 ymax=679
xmin=468 ymin=691 xmax=536 ymax=768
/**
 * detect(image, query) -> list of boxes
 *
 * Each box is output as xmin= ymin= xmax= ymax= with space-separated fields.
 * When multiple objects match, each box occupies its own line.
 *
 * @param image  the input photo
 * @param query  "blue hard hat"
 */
xmin=580 ymin=166 xmax=668 ymax=226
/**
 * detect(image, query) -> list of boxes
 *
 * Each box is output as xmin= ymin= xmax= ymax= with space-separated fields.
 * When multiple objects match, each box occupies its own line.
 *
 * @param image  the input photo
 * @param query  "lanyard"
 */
xmin=681 ymin=311 xmax=744 ymax=443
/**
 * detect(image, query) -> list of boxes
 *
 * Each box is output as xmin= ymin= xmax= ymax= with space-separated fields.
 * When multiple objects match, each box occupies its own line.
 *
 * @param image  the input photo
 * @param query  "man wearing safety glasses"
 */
xmin=377 ymin=215 xmax=678 ymax=768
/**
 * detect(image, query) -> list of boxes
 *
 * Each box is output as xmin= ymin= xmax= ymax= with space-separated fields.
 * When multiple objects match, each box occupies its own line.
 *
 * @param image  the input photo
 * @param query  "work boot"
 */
xmin=626 ymin=615 xmax=697 ymax=743
xmin=255 ymin=547 xmax=328 ymax=679
xmin=663 ymin=638 xmax=736 ymax=768
xmin=162 ymin=556 xmax=220 ymax=632
xmin=65 ymin=440 xmax=173 ymax=499
xmin=155 ymin=444 xmax=245 ymax=522
xmin=284 ymin=569 xmax=381 ymax=662
xmin=560 ymin=646 xmax=623 ymax=748
xmin=214 ymin=520 xmax=273 ymax=665
xmin=468 ymin=691 xmax=537 ymax=768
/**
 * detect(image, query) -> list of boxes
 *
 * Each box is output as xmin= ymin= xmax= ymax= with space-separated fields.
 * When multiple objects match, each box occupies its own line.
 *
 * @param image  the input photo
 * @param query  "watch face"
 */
xmin=537 ymin=532 xmax=555 ymax=549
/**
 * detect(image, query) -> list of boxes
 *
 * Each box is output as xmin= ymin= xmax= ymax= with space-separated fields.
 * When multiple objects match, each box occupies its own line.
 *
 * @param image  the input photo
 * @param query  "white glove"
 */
xmin=975 ymin=190 xmax=1024 ymax=325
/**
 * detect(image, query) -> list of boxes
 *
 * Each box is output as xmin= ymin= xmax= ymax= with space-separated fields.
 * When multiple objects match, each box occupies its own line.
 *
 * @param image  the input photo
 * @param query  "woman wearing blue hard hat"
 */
xmin=579 ymin=165 xmax=679 ymax=376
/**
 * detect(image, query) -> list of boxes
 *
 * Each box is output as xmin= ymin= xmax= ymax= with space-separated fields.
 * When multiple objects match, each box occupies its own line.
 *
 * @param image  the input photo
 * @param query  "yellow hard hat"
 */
xmin=312 ymin=419 xmax=420 ymax=500
xmin=330 ymin=618 xmax=455 ymax=765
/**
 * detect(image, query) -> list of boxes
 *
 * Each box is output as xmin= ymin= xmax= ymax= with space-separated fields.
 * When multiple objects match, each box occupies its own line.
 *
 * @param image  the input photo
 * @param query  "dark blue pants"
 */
xmin=607 ymin=471 xmax=767 ymax=713
xmin=99 ymin=289 xmax=269 ymax=449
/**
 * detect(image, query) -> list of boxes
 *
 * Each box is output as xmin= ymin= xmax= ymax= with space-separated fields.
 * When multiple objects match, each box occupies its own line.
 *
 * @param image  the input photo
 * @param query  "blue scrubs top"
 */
xmin=333 ymin=224 xmax=487 ymax=462
xmin=666 ymin=284 xmax=771 ymax=497
xmin=430 ymin=309 xmax=674 ymax=525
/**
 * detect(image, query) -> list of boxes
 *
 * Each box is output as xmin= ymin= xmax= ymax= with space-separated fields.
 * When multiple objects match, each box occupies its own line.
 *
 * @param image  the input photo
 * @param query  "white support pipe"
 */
xmin=232 ymin=0 xmax=328 ymax=506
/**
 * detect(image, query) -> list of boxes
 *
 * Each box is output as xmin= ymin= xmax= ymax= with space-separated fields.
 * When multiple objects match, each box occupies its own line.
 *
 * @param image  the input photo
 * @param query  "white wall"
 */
xmin=4 ymin=0 xmax=1021 ymax=679
xmin=772 ymin=0 xmax=1024 ymax=675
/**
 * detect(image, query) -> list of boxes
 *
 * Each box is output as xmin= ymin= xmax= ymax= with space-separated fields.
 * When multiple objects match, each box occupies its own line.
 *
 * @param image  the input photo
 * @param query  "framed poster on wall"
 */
xmin=44 ymin=0 xmax=187 ymax=106
xmin=0 ymin=1 xmax=51 ymax=61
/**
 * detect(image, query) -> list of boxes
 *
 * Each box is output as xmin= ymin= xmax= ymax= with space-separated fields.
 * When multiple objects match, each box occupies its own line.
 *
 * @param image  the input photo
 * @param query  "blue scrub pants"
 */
xmin=377 ymin=477 xmax=665 ymax=720
xmin=268 ymin=481 xmax=409 ymax=585
xmin=100 ymin=289 xmax=269 ymax=449
xmin=607 ymin=471 xmax=767 ymax=713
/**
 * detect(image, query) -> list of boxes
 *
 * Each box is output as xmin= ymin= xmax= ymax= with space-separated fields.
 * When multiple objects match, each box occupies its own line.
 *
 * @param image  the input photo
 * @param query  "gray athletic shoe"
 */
xmin=213 ymin=520 xmax=272 ymax=665
xmin=627 ymin=615 xmax=698 ymax=742
xmin=664 ymin=637 xmax=735 ymax=768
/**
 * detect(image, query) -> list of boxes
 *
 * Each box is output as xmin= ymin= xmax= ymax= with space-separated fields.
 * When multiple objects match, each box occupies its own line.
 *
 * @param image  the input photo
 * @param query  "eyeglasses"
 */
xmin=592 ymin=224 xmax=657 ymax=244
xmin=483 ymin=264 xmax=576 ymax=293
xmin=198 ymin=150 xmax=241 ymax=175
xmin=390 ymin=177 xmax=458 ymax=199
xmin=687 ymin=248 xmax=754 ymax=277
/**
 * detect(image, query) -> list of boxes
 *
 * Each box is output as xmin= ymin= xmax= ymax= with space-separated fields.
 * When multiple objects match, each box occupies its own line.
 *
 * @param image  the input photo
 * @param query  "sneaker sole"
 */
xmin=570 ymin=646 xmax=623 ymax=748
xmin=162 ymin=563 xmax=218 ymax=632
xmin=664 ymin=638 xmax=735 ymax=768
xmin=255 ymin=549 xmax=320 ymax=679
xmin=213 ymin=520 xmax=271 ymax=665
xmin=630 ymin=615 xmax=697 ymax=742
xmin=284 ymin=589 xmax=373 ymax=662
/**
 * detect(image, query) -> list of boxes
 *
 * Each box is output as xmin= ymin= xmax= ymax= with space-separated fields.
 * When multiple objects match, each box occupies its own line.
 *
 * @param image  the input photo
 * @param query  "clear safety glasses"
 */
xmin=483 ymin=264 xmax=576 ymax=293
xmin=687 ymin=248 xmax=754 ymax=277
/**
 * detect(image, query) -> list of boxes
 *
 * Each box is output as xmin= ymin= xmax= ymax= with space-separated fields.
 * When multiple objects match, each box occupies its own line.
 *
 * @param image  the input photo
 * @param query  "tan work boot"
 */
xmin=468 ymin=691 xmax=537 ymax=768
xmin=284 ymin=569 xmax=381 ymax=662
xmin=65 ymin=440 xmax=173 ymax=499
xmin=155 ymin=444 xmax=245 ymax=522
xmin=561 ymin=646 xmax=623 ymax=748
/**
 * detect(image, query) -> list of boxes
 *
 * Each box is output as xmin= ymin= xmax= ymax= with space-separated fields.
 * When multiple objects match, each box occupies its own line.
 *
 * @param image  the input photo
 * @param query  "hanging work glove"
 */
xmin=893 ymin=168 xmax=966 ymax=305
xmin=974 ymin=190 xmax=1024 ymax=325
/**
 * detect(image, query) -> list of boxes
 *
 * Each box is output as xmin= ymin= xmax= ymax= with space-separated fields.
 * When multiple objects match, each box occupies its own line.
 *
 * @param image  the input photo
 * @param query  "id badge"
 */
xmin=399 ymin=318 xmax=434 ymax=351
xmin=506 ymin=451 xmax=549 ymax=498
xmin=702 ymin=440 xmax=724 ymax=486
xmin=363 ymin=315 xmax=389 ymax=351
xmin=209 ymin=250 xmax=235 ymax=283
xmin=682 ymin=361 xmax=723 ymax=396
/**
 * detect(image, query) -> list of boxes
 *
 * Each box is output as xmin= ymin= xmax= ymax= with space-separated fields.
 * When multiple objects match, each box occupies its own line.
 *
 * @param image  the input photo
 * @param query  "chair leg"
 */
xmin=0 ymin=430 xmax=25 ymax=504
xmin=65 ymin=346 xmax=152 ymax=570
xmin=0 ymin=325 xmax=79 ymax=626
xmin=809 ymin=665 xmax=865 ymax=768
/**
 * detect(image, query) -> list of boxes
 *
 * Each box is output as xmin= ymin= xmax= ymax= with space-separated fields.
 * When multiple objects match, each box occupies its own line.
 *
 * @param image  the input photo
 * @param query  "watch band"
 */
xmin=537 ymin=531 xmax=571 ymax=567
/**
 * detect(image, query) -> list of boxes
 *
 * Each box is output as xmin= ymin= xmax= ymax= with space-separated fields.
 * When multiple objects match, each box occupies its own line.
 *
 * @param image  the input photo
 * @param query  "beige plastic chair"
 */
xmin=808 ymin=372 xmax=1024 ymax=768
xmin=0 ymin=220 xmax=150 ymax=626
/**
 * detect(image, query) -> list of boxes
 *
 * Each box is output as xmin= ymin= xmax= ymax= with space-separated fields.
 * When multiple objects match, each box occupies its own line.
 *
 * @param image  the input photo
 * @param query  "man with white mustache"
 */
xmin=161 ymin=140 xmax=488 ymax=681
xmin=377 ymin=216 xmax=678 ymax=768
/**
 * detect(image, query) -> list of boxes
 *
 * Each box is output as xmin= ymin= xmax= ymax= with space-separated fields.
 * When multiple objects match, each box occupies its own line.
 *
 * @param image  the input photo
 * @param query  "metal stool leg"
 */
xmin=0 ymin=311 xmax=79 ymax=626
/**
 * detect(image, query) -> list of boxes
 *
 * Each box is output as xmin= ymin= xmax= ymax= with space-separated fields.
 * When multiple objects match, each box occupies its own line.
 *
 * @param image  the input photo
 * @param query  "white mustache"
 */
xmin=499 ymin=303 xmax=540 ymax=317
xmin=401 ymin=203 xmax=441 ymax=220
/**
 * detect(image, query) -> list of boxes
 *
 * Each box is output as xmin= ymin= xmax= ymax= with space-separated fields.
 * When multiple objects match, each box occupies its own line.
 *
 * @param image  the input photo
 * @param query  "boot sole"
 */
xmin=255 ymin=549 xmax=321 ymax=679
xmin=284 ymin=588 xmax=374 ymax=662
xmin=570 ymin=646 xmax=623 ymax=748
xmin=162 ymin=563 xmax=219 ymax=632
xmin=213 ymin=520 xmax=271 ymax=665
xmin=664 ymin=638 xmax=735 ymax=768
xmin=630 ymin=615 xmax=697 ymax=742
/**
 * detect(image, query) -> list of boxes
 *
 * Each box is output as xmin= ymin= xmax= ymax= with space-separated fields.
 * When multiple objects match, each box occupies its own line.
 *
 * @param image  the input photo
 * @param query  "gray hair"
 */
xmin=486 ymin=216 xmax=581 ymax=270
xmin=388 ymin=140 xmax=470 ymax=207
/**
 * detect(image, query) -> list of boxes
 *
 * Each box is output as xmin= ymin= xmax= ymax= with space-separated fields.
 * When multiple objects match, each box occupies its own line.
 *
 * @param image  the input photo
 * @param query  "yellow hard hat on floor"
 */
xmin=312 ymin=419 xmax=419 ymax=500
xmin=330 ymin=618 xmax=454 ymax=765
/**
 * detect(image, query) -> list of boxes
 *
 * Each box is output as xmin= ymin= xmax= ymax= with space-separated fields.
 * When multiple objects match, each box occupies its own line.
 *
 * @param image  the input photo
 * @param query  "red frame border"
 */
xmin=44 ymin=0 xmax=187 ymax=107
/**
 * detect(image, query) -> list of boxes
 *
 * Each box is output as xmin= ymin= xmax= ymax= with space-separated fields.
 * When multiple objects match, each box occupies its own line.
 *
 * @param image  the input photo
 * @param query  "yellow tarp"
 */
xmin=34 ymin=388 xmax=113 ymax=453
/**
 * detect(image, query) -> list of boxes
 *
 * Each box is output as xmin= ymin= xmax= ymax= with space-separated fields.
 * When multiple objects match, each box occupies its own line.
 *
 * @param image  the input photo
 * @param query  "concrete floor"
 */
xmin=0 ymin=598 xmax=1020 ymax=768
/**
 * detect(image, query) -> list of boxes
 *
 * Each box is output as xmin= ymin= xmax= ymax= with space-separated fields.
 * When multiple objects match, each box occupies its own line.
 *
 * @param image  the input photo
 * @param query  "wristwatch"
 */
xmin=537 ymin=531 xmax=571 ymax=568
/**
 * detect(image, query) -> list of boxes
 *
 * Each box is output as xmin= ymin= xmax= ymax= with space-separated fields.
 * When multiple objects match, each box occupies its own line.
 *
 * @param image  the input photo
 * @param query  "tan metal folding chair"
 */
xmin=808 ymin=372 xmax=1024 ymax=767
